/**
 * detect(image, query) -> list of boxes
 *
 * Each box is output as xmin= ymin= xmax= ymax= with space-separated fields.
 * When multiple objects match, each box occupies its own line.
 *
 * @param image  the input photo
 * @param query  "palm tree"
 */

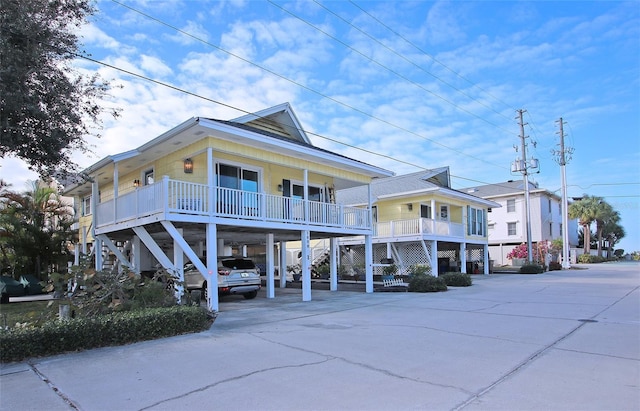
xmin=595 ymin=203 xmax=618 ymax=257
xmin=568 ymin=195 xmax=602 ymax=255
xmin=602 ymin=217 xmax=625 ymax=257
xmin=0 ymin=180 xmax=75 ymax=279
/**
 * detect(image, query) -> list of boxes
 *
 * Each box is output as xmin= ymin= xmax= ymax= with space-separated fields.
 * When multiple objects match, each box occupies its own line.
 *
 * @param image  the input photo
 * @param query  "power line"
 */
xmin=349 ymin=0 xmax=515 ymax=113
xmin=307 ymin=0 xmax=513 ymax=123
xmin=110 ymin=0 xmax=510 ymax=172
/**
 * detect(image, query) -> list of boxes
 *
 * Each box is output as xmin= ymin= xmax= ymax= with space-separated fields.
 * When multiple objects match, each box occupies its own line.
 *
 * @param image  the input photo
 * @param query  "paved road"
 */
xmin=1 ymin=263 xmax=639 ymax=410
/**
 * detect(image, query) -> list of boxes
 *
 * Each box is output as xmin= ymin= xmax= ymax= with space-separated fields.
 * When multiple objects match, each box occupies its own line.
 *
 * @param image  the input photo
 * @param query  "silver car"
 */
xmin=184 ymin=257 xmax=261 ymax=300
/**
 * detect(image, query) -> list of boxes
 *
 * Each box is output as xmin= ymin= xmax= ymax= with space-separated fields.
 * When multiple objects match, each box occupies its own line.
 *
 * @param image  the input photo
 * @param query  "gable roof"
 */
xmin=336 ymin=167 xmax=499 ymax=208
xmin=62 ymin=103 xmax=393 ymax=196
xmin=231 ymin=102 xmax=310 ymax=144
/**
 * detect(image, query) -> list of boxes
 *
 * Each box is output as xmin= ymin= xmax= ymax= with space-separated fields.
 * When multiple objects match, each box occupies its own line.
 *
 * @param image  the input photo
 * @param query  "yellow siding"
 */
xmin=96 ymin=137 xmax=370 ymax=202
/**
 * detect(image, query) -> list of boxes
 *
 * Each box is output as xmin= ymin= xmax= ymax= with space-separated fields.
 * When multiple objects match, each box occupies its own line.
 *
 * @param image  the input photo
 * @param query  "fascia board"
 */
xmin=379 ymin=187 xmax=500 ymax=208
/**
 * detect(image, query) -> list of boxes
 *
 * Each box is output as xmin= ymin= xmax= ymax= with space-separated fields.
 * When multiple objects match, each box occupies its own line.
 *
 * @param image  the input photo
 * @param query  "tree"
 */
xmin=569 ymin=195 xmax=602 ymax=255
xmin=602 ymin=218 xmax=625 ymax=258
xmin=0 ymin=0 xmax=117 ymax=178
xmin=0 ymin=179 xmax=75 ymax=279
xmin=592 ymin=199 xmax=613 ymax=257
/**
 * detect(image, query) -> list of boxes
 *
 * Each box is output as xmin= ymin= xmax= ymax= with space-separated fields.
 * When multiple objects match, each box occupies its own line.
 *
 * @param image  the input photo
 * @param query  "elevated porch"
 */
xmin=95 ymin=176 xmax=371 ymax=235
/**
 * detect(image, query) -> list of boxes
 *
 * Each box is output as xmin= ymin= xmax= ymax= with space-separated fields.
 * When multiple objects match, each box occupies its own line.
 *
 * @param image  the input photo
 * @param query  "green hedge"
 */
xmin=440 ymin=273 xmax=473 ymax=287
xmin=577 ymin=254 xmax=606 ymax=263
xmin=519 ymin=264 xmax=544 ymax=274
xmin=408 ymin=274 xmax=447 ymax=292
xmin=0 ymin=306 xmax=213 ymax=363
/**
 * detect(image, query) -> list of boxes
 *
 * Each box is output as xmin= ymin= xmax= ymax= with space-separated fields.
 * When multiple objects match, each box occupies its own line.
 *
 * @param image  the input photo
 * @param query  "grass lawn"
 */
xmin=0 ymin=299 xmax=63 ymax=329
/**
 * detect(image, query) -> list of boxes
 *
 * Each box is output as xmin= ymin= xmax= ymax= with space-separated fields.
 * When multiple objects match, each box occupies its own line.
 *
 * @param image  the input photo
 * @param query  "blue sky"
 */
xmin=2 ymin=0 xmax=639 ymax=252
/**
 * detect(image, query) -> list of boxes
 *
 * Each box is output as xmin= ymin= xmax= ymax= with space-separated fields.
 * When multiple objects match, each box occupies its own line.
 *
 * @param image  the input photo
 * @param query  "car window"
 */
xmin=220 ymin=259 xmax=255 ymax=269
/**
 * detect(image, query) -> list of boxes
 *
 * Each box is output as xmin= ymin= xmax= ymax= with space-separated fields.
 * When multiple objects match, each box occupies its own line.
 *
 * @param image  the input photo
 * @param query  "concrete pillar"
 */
xmin=301 ymin=230 xmax=311 ymax=301
xmin=365 ymin=235 xmax=373 ymax=293
xmin=330 ymin=238 xmax=338 ymax=291
xmin=266 ymin=233 xmax=275 ymax=299
xmin=279 ymin=242 xmax=287 ymax=288
xmin=206 ymin=223 xmax=219 ymax=311
xmin=431 ymin=240 xmax=438 ymax=277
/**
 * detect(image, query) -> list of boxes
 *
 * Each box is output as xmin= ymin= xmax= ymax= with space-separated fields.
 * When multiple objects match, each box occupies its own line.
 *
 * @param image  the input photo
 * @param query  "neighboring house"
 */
xmin=461 ymin=180 xmax=579 ymax=266
xmin=62 ymin=103 xmax=393 ymax=310
xmin=333 ymin=168 xmax=500 ymax=276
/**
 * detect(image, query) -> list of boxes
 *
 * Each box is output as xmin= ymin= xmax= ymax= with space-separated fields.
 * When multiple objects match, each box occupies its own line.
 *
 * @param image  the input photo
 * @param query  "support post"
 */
xmin=266 ymin=233 xmax=275 ymax=299
xmin=301 ymin=230 xmax=311 ymax=301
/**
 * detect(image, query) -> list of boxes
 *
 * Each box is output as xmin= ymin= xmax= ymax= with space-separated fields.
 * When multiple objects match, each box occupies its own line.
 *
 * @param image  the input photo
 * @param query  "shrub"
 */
xmin=548 ymin=261 xmax=562 ymax=271
xmin=440 ymin=273 xmax=472 ymax=287
xmin=407 ymin=264 xmax=431 ymax=277
xmin=0 ymin=306 xmax=213 ymax=363
xmin=577 ymin=254 xmax=605 ymax=264
xmin=519 ymin=264 xmax=544 ymax=274
xmin=408 ymin=274 xmax=447 ymax=292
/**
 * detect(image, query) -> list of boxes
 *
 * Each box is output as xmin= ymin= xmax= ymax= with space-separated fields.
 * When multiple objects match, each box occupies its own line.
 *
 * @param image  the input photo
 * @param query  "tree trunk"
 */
xmin=583 ymin=224 xmax=591 ymax=254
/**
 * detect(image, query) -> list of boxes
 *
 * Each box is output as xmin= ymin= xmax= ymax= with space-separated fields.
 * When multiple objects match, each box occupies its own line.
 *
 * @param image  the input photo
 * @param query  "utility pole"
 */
xmin=553 ymin=117 xmax=574 ymax=269
xmin=511 ymin=110 xmax=538 ymax=264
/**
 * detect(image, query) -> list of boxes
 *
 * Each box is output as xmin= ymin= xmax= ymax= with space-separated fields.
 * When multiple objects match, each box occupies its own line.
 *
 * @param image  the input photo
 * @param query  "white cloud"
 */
xmin=140 ymin=55 xmax=173 ymax=78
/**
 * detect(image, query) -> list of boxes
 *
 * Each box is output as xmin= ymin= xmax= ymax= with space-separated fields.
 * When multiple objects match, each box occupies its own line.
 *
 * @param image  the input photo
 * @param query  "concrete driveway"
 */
xmin=1 ymin=263 xmax=638 ymax=410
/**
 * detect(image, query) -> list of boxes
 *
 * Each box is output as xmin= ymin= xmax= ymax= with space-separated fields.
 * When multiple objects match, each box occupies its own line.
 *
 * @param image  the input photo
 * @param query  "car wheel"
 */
xmin=243 ymin=290 xmax=258 ymax=300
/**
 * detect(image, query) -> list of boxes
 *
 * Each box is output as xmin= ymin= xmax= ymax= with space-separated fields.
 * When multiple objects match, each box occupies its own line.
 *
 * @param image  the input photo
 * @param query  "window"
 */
xmin=507 ymin=222 xmax=517 ymax=236
xmin=548 ymin=198 xmax=552 ymax=212
xmin=560 ymin=223 xmax=563 ymax=236
xmin=420 ymin=204 xmax=432 ymax=219
xmin=82 ymin=196 xmax=91 ymax=216
xmin=217 ymin=163 xmax=261 ymax=213
xmin=144 ymin=169 xmax=154 ymax=185
xmin=467 ymin=206 xmax=486 ymax=236
xmin=217 ymin=163 xmax=259 ymax=192
xmin=549 ymin=223 xmax=553 ymax=237
xmin=372 ymin=205 xmax=378 ymax=223
xmin=439 ymin=205 xmax=449 ymax=221
xmin=507 ymin=199 xmax=516 ymax=213
xmin=282 ymin=180 xmax=324 ymax=201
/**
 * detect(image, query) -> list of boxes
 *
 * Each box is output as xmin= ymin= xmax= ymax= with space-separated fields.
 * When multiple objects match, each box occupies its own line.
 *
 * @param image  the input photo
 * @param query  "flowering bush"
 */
xmin=507 ymin=243 xmax=528 ymax=259
xmin=507 ymin=242 xmax=549 ymax=264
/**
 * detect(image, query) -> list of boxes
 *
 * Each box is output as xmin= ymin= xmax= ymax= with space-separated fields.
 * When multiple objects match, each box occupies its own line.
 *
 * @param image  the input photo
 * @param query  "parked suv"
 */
xmin=184 ymin=257 xmax=261 ymax=300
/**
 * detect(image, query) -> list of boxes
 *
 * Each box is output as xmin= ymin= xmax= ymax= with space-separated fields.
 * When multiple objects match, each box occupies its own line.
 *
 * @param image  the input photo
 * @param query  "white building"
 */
xmin=462 ymin=180 xmax=579 ymax=266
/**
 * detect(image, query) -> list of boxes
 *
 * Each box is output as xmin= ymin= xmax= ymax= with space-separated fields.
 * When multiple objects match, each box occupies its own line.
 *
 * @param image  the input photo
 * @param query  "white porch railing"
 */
xmin=374 ymin=218 xmax=464 ymax=238
xmin=96 ymin=178 xmax=370 ymax=230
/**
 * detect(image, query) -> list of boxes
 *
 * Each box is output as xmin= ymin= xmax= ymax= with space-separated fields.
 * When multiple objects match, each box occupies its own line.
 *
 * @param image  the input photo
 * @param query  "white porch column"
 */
xmin=460 ymin=242 xmax=467 ymax=274
xmin=431 ymin=240 xmax=438 ymax=277
xmin=132 ymin=235 xmax=141 ymax=274
xmin=207 ymin=147 xmax=215 ymax=216
xmin=206 ymin=223 xmax=219 ymax=311
xmin=301 ymin=230 xmax=311 ymax=301
xmin=365 ymin=234 xmax=373 ymax=293
xmin=330 ymin=238 xmax=338 ymax=291
xmin=113 ymin=163 xmax=119 ymax=223
xmin=266 ymin=233 xmax=275 ymax=299
xmin=173 ymin=229 xmax=184 ymax=303
xmin=483 ymin=244 xmax=490 ymax=275
xmin=279 ymin=242 xmax=287 ymax=288
xmin=365 ymin=182 xmax=374 ymax=293
xmin=91 ymin=180 xmax=101 ymax=270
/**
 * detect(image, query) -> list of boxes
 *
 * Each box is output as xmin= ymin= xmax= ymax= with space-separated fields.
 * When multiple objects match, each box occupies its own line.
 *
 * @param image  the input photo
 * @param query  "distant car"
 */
xmin=19 ymin=274 xmax=45 ymax=295
xmin=184 ymin=257 xmax=261 ymax=300
xmin=0 ymin=276 xmax=26 ymax=297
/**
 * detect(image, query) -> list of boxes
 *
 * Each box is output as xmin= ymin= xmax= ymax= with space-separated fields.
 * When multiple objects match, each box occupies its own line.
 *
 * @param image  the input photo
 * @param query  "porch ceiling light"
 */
xmin=133 ymin=179 xmax=140 ymax=187
xmin=183 ymin=158 xmax=193 ymax=174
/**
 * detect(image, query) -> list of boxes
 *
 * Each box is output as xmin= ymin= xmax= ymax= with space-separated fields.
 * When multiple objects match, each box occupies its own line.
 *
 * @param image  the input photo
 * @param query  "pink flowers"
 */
xmin=507 ymin=242 xmax=549 ymax=263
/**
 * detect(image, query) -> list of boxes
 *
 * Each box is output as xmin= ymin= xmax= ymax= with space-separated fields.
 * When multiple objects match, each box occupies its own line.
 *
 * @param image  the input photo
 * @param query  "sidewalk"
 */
xmin=1 ymin=263 xmax=638 ymax=410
